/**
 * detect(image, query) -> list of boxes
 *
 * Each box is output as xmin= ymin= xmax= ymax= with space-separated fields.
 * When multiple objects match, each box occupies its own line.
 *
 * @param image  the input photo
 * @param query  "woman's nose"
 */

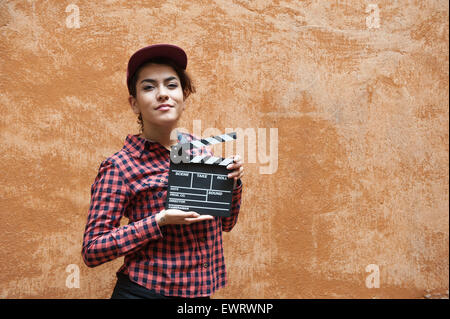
xmin=157 ymin=86 xmax=169 ymax=100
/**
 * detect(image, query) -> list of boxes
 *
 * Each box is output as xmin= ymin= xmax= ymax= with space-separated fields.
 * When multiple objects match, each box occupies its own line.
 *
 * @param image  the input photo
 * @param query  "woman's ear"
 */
xmin=128 ymin=95 xmax=140 ymax=115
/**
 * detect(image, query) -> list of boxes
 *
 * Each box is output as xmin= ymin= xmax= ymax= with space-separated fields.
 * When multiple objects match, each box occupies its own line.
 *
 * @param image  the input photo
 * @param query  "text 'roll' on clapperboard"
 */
xmin=165 ymin=132 xmax=237 ymax=217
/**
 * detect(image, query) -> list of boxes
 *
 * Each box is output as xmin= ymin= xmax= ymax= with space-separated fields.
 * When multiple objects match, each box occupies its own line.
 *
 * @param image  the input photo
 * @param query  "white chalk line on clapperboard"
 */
xmin=168 ymin=172 xmax=232 ymax=210
xmin=171 ymin=170 xmax=232 ymax=192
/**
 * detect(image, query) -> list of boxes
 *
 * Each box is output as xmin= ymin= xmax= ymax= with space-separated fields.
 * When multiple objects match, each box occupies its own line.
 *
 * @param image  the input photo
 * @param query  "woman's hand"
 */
xmin=156 ymin=209 xmax=214 ymax=226
xmin=227 ymin=155 xmax=244 ymax=189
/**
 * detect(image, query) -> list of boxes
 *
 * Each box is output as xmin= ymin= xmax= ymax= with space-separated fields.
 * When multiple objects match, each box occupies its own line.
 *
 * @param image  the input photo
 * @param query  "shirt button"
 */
xmin=203 ymin=262 xmax=209 ymax=268
xmin=199 ymin=237 xmax=206 ymax=243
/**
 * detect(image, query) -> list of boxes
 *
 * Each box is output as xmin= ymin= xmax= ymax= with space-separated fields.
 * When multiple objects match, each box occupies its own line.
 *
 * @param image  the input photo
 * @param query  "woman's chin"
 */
xmin=151 ymin=115 xmax=181 ymax=126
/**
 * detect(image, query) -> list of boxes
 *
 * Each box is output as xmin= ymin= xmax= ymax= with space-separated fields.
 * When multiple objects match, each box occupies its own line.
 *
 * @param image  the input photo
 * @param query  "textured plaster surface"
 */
xmin=0 ymin=0 xmax=448 ymax=298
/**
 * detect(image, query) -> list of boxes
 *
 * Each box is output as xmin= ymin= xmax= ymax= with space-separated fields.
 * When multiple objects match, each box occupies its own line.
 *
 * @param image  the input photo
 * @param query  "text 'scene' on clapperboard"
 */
xmin=165 ymin=132 xmax=237 ymax=217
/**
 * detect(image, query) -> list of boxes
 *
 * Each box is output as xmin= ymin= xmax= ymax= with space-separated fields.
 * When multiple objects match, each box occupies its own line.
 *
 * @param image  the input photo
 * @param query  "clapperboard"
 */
xmin=165 ymin=132 xmax=237 ymax=217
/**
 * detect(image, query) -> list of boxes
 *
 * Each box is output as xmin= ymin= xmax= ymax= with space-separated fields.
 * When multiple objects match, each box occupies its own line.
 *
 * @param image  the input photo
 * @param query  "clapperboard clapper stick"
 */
xmin=165 ymin=132 xmax=237 ymax=217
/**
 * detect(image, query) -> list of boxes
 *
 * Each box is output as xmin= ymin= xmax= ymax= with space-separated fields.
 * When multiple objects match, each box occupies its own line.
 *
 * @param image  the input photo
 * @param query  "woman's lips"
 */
xmin=156 ymin=104 xmax=172 ymax=111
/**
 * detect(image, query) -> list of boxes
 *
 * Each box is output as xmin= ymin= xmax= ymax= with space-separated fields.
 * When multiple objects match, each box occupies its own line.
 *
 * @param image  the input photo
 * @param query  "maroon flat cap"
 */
xmin=126 ymin=44 xmax=188 ymax=93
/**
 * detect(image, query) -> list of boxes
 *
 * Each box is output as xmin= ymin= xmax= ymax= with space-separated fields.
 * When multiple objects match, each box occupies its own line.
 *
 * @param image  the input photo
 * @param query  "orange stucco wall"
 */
xmin=0 ymin=0 xmax=448 ymax=299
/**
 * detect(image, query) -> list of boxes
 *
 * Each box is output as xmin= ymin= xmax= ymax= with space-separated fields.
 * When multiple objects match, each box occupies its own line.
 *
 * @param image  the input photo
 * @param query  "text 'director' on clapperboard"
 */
xmin=165 ymin=132 xmax=237 ymax=217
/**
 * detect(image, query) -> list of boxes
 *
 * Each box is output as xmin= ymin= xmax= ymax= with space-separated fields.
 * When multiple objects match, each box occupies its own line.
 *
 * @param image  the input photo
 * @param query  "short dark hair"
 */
xmin=128 ymin=56 xmax=196 ymax=99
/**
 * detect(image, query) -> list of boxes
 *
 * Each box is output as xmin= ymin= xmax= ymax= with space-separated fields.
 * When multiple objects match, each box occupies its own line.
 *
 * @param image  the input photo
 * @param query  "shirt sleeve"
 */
xmin=82 ymin=160 xmax=163 ymax=268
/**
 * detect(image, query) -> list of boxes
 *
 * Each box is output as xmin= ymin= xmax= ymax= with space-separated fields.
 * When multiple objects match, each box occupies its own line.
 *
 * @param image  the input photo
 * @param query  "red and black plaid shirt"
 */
xmin=82 ymin=133 xmax=243 ymax=298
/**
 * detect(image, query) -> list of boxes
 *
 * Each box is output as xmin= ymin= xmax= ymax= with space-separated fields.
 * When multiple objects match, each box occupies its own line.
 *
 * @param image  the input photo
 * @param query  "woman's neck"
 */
xmin=141 ymin=125 xmax=179 ymax=150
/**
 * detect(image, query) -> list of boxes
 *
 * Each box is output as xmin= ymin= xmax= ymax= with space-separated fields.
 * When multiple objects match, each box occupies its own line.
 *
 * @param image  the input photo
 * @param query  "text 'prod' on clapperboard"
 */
xmin=165 ymin=132 xmax=237 ymax=217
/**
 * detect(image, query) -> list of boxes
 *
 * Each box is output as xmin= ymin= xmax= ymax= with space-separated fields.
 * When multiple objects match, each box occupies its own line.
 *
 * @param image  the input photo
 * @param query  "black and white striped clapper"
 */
xmin=165 ymin=132 xmax=237 ymax=217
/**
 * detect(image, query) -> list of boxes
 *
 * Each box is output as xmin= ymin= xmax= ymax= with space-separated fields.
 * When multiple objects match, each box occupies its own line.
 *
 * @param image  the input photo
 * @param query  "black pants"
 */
xmin=110 ymin=273 xmax=210 ymax=299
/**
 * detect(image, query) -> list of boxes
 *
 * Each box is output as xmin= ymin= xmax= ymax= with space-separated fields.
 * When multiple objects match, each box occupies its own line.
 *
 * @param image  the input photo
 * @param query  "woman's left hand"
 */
xmin=227 ymin=155 xmax=244 ymax=189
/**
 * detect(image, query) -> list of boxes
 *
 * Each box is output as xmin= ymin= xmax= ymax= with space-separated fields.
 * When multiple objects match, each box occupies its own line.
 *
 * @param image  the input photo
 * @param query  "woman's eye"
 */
xmin=143 ymin=86 xmax=154 ymax=90
xmin=168 ymin=83 xmax=178 ymax=88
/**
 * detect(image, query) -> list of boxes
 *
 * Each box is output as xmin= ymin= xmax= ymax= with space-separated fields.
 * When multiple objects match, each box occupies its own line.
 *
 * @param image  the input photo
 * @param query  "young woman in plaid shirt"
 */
xmin=82 ymin=44 xmax=244 ymax=299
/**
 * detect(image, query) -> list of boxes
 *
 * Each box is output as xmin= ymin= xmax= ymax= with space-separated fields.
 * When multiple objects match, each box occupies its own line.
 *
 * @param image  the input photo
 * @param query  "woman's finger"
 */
xmin=185 ymin=215 xmax=214 ymax=224
xmin=228 ymin=166 xmax=244 ymax=179
xmin=166 ymin=210 xmax=199 ymax=218
xmin=227 ymin=160 xmax=242 ymax=170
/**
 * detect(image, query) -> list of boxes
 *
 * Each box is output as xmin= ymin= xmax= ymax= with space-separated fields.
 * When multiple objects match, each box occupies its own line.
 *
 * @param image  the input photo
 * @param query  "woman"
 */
xmin=81 ymin=44 xmax=244 ymax=299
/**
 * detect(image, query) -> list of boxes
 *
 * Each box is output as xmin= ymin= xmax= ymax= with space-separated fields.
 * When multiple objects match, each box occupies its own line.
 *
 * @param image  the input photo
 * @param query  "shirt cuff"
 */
xmin=135 ymin=214 xmax=163 ymax=242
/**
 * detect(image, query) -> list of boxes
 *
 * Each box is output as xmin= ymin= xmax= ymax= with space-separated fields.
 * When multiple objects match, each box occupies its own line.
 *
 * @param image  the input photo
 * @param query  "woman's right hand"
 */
xmin=155 ymin=209 xmax=214 ymax=226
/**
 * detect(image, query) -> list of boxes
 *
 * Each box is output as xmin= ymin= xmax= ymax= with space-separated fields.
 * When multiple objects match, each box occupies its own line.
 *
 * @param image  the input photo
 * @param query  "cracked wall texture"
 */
xmin=0 ymin=0 xmax=448 ymax=298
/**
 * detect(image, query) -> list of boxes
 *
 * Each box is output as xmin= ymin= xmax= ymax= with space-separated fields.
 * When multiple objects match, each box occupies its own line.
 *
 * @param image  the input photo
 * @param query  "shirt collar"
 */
xmin=123 ymin=131 xmax=188 ymax=158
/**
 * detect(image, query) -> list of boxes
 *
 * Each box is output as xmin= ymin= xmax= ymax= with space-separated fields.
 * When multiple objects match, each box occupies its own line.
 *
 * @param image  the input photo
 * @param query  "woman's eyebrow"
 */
xmin=140 ymin=76 xmax=178 ymax=84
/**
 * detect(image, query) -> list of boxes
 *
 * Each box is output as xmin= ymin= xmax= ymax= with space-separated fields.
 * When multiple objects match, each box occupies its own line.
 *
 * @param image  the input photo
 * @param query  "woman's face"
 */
xmin=129 ymin=63 xmax=185 ymax=129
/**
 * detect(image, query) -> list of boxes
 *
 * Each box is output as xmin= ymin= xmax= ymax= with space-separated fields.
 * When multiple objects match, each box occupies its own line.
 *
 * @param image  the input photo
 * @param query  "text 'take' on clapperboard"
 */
xmin=165 ymin=132 xmax=237 ymax=217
